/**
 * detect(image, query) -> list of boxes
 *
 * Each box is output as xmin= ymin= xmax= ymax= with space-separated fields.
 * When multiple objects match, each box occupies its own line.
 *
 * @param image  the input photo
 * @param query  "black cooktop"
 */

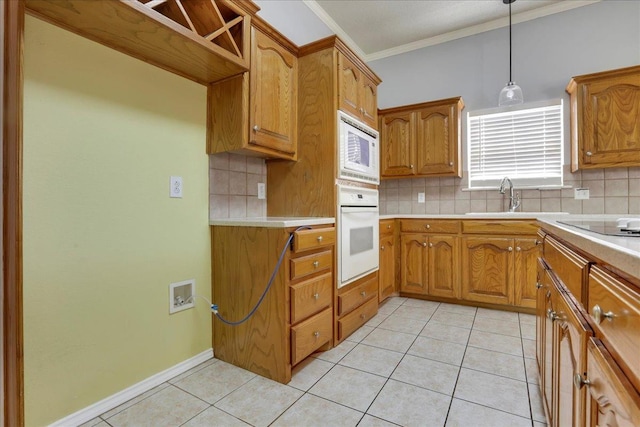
xmin=558 ymin=220 xmax=640 ymax=237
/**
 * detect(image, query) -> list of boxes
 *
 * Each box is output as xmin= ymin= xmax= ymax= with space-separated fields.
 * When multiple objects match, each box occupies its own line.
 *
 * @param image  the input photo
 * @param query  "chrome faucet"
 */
xmin=499 ymin=177 xmax=521 ymax=212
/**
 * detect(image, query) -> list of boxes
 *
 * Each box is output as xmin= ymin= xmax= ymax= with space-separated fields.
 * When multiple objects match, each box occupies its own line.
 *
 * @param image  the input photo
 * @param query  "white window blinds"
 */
xmin=467 ymin=99 xmax=563 ymax=189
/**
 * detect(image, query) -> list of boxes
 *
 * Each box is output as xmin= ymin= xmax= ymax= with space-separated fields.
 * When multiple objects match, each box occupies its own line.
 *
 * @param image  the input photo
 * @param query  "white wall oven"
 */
xmin=338 ymin=110 xmax=380 ymax=185
xmin=337 ymin=185 xmax=379 ymax=288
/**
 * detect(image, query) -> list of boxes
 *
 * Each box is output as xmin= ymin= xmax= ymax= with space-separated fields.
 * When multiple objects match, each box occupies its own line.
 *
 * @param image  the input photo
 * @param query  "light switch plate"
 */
xmin=574 ymin=188 xmax=589 ymax=200
xmin=257 ymin=183 xmax=266 ymax=200
xmin=417 ymin=192 xmax=425 ymax=203
xmin=170 ymin=176 xmax=183 ymax=198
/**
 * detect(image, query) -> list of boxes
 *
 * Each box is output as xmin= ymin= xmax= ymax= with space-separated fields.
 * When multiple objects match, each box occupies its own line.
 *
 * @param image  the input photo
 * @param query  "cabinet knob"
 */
xmin=536 ymin=240 xmax=542 ymax=246
xmin=516 ymin=247 xmax=521 ymax=252
xmin=449 ymin=162 xmax=454 ymax=166
xmin=429 ymin=243 xmax=433 ymax=248
xmin=508 ymin=246 xmax=513 ymax=252
xmin=381 ymin=245 xmax=385 ymax=251
xmin=253 ymin=125 xmax=260 ymax=132
xmin=313 ymin=293 xmax=320 ymax=300
xmin=313 ymin=261 xmax=320 ymax=268
xmin=547 ymin=309 xmax=559 ymax=322
xmin=314 ymin=331 xmax=320 ymax=338
xmin=360 ymin=107 xmax=364 ymax=114
xmin=317 ymin=236 xmax=323 ymax=243
xmin=574 ymin=373 xmax=591 ymax=389
xmin=546 ymin=290 xmax=551 ymax=299
xmin=536 ymin=282 xmax=543 ymax=289
xmin=592 ymin=304 xmax=614 ymax=324
xmin=422 ymin=242 xmax=427 ymax=247
xmin=586 ymin=151 xmax=593 ymax=156
xmin=425 ymin=224 xmax=431 ymax=229
xmin=410 ymin=164 xmax=414 ymax=169
xmin=387 ymin=224 xmax=391 ymax=229
xmin=360 ymin=291 xmax=366 ymax=297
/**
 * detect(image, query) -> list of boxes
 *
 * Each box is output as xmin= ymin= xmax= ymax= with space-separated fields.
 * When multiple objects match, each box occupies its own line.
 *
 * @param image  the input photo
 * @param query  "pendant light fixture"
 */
xmin=498 ymin=0 xmax=523 ymax=106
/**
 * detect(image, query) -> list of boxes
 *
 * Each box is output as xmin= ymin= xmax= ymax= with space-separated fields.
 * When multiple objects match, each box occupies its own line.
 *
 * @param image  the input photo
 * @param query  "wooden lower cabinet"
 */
xmin=335 ymin=273 xmax=378 ymax=343
xmin=212 ymin=225 xmax=335 ymax=384
xmin=400 ymin=233 xmax=458 ymax=299
xmin=379 ymin=220 xmax=396 ymax=303
xmin=462 ymin=236 xmax=538 ymax=307
xmin=583 ymin=339 xmax=640 ymax=427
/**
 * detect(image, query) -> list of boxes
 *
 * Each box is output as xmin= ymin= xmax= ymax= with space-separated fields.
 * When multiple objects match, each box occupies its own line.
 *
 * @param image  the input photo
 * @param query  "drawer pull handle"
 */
xmin=574 ymin=373 xmax=591 ymax=389
xmin=425 ymin=224 xmax=431 ymax=229
xmin=508 ymin=246 xmax=513 ymax=252
xmin=313 ymin=293 xmax=320 ymax=300
xmin=381 ymin=245 xmax=385 ymax=251
xmin=313 ymin=261 xmax=320 ymax=268
xmin=536 ymin=282 xmax=543 ymax=289
xmin=592 ymin=305 xmax=614 ymax=324
xmin=317 ymin=236 xmax=323 ymax=243
xmin=547 ymin=309 xmax=559 ymax=321
xmin=360 ymin=314 xmax=366 ymax=319
xmin=422 ymin=242 xmax=427 ymax=247
xmin=387 ymin=224 xmax=392 ymax=229
xmin=314 ymin=331 xmax=320 ymax=338
xmin=253 ymin=125 xmax=260 ymax=132
xmin=361 ymin=291 xmax=366 ymax=297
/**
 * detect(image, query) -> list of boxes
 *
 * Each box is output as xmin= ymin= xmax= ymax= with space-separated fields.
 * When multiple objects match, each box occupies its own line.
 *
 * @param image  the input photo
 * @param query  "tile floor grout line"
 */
xmin=519 ymin=314 xmax=537 ymax=427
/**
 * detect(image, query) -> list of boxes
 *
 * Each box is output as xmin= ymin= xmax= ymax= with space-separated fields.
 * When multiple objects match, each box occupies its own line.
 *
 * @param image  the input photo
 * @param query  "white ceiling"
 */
xmin=303 ymin=0 xmax=601 ymax=61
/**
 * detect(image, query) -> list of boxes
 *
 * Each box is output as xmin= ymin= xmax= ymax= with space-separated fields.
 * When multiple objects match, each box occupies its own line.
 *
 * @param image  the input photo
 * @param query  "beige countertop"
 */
xmin=209 ymin=217 xmax=335 ymax=228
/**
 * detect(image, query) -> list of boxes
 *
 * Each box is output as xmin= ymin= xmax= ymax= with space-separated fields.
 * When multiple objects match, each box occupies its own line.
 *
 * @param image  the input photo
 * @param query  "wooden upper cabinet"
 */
xmin=250 ymin=27 xmax=297 ymax=156
xmin=379 ymin=97 xmax=463 ymax=179
xmin=380 ymin=111 xmax=415 ymax=176
xmin=567 ymin=65 xmax=640 ymax=171
xmin=338 ymin=52 xmax=379 ymax=128
xmin=208 ymin=24 xmax=298 ymax=160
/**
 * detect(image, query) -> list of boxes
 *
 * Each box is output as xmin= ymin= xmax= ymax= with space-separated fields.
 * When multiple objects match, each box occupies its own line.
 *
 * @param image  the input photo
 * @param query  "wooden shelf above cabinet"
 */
xmin=25 ymin=0 xmax=254 ymax=84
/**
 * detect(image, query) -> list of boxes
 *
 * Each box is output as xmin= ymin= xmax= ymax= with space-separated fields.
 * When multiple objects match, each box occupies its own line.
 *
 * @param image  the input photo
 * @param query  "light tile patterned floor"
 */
xmin=81 ymin=297 xmax=547 ymax=427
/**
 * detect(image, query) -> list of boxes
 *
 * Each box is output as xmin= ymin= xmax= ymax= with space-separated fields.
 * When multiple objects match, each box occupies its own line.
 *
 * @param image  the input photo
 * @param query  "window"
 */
xmin=467 ymin=99 xmax=563 ymax=189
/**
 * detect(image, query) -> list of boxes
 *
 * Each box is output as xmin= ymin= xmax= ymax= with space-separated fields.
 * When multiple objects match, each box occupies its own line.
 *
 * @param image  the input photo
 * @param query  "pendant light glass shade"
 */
xmin=499 ymin=81 xmax=523 ymax=106
xmin=498 ymin=0 xmax=523 ymax=106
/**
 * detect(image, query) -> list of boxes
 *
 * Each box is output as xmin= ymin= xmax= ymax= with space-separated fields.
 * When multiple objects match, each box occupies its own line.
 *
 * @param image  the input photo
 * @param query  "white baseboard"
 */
xmin=49 ymin=348 xmax=214 ymax=427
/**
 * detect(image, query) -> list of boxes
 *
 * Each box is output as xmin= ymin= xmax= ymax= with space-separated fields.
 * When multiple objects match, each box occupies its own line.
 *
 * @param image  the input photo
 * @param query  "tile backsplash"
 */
xmin=209 ymin=153 xmax=267 ymax=219
xmin=380 ymin=166 xmax=640 ymax=215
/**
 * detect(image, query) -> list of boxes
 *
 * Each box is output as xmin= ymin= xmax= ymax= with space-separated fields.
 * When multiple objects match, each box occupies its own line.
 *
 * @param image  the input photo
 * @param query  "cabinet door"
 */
xmin=338 ymin=53 xmax=363 ymax=121
xmin=536 ymin=259 xmax=550 ymax=384
xmin=400 ymin=234 xmax=427 ymax=295
xmin=552 ymin=288 xmax=592 ymax=427
xmin=514 ymin=237 xmax=540 ymax=309
xmin=250 ymin=28 xmax=297 ymax=155
xmin=360 ymin=74 xmax=378 ymax=128
xmin=379 ymin=234 xmax=396 ymax=302
xmin=543 ymin=275 xmax=558 ymax=423
xmin=380 ymin=112 xmax=415 ymax=177
xmin=461 ymin=237 xmax=513 ymax=305
xmin=583 ymin=339 xmax=640 ymax=427
xmin=415 ymin=104 xmax=457 ymax=176
xmin=427 ymin=235 xmax=459 ymax=299
xmin=580 ymin=73 xmax=640 ymax=168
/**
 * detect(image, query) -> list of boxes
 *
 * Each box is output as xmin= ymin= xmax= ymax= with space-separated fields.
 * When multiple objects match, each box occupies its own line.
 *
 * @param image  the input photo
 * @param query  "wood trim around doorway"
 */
xmin=3 ymin=0 xmax=25 ymax=425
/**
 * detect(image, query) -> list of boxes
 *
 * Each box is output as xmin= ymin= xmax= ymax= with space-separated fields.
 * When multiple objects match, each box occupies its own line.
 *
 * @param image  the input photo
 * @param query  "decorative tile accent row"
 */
xmin=209 ymin=153 xmax=267 ymax=219
xmin=380 ymin=166 xmax=640 ymax=215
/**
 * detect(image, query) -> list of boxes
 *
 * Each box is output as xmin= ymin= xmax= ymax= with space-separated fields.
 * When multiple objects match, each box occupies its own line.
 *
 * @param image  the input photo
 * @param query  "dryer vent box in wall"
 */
xmin=169 ymin=280 xmax=195 ymax=314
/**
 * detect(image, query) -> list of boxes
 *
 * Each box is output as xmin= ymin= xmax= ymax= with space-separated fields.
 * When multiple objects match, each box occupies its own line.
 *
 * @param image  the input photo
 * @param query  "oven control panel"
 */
xmin=338 ymin=185 xmax=379 ymax=207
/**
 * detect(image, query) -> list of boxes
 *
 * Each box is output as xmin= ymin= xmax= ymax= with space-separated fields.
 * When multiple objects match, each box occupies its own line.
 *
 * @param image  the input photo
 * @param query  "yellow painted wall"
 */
xmin=23 ymin=16 xmax=211 ymax=426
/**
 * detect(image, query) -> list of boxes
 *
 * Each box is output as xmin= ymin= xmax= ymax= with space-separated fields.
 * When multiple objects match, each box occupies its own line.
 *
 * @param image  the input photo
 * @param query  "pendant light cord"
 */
xmin=509 ymin=1 xmax=512 ymax=83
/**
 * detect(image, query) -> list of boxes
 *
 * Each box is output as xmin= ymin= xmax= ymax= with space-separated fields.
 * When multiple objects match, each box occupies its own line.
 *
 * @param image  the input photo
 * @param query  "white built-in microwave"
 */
xmin=337 ymin=110 xmax=380 ymax=185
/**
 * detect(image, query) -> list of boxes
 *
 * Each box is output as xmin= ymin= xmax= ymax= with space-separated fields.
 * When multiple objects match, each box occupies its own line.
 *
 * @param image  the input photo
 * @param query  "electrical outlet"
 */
xmin=258 ymin=183 xmax=266 ymax=200
xmin=169 ymin=280 xmax=195 ymax=314
xmin=417 ymin=192 xmax=425 ymax=203
xmin=574 ymin=188 xmax=590 ymax=200
xmin=170 ymin=176 xmax=183 ymax=198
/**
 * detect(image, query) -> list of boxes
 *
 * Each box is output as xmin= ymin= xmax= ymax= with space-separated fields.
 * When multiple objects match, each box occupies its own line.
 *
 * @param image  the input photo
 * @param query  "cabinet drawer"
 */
xmin=290 ymin=273 xmax=332 ymax=324
xmin=291 ymin=307 xmax=332 ymax=366
xmin=587 ymin=266 xmax=640 ymax=391
xmin=290 ymin=250 xmax=332 ymax=281
xmin=462 ymin=220 xmax=538 ymax=235
xmin=401 ymin=219 xmax=460 ymax=234
xmin=338 ymin=275 xmax=378 ymax=316
xmin=380 ymin=219 xmax=395 ymax=236
xmin=338 ymin=297 xmax=378 ymax=341
xmin=544 ymin=235 xmax=590 ymax=302
xmin=293 ymin=227 xmax=335 ymax=253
